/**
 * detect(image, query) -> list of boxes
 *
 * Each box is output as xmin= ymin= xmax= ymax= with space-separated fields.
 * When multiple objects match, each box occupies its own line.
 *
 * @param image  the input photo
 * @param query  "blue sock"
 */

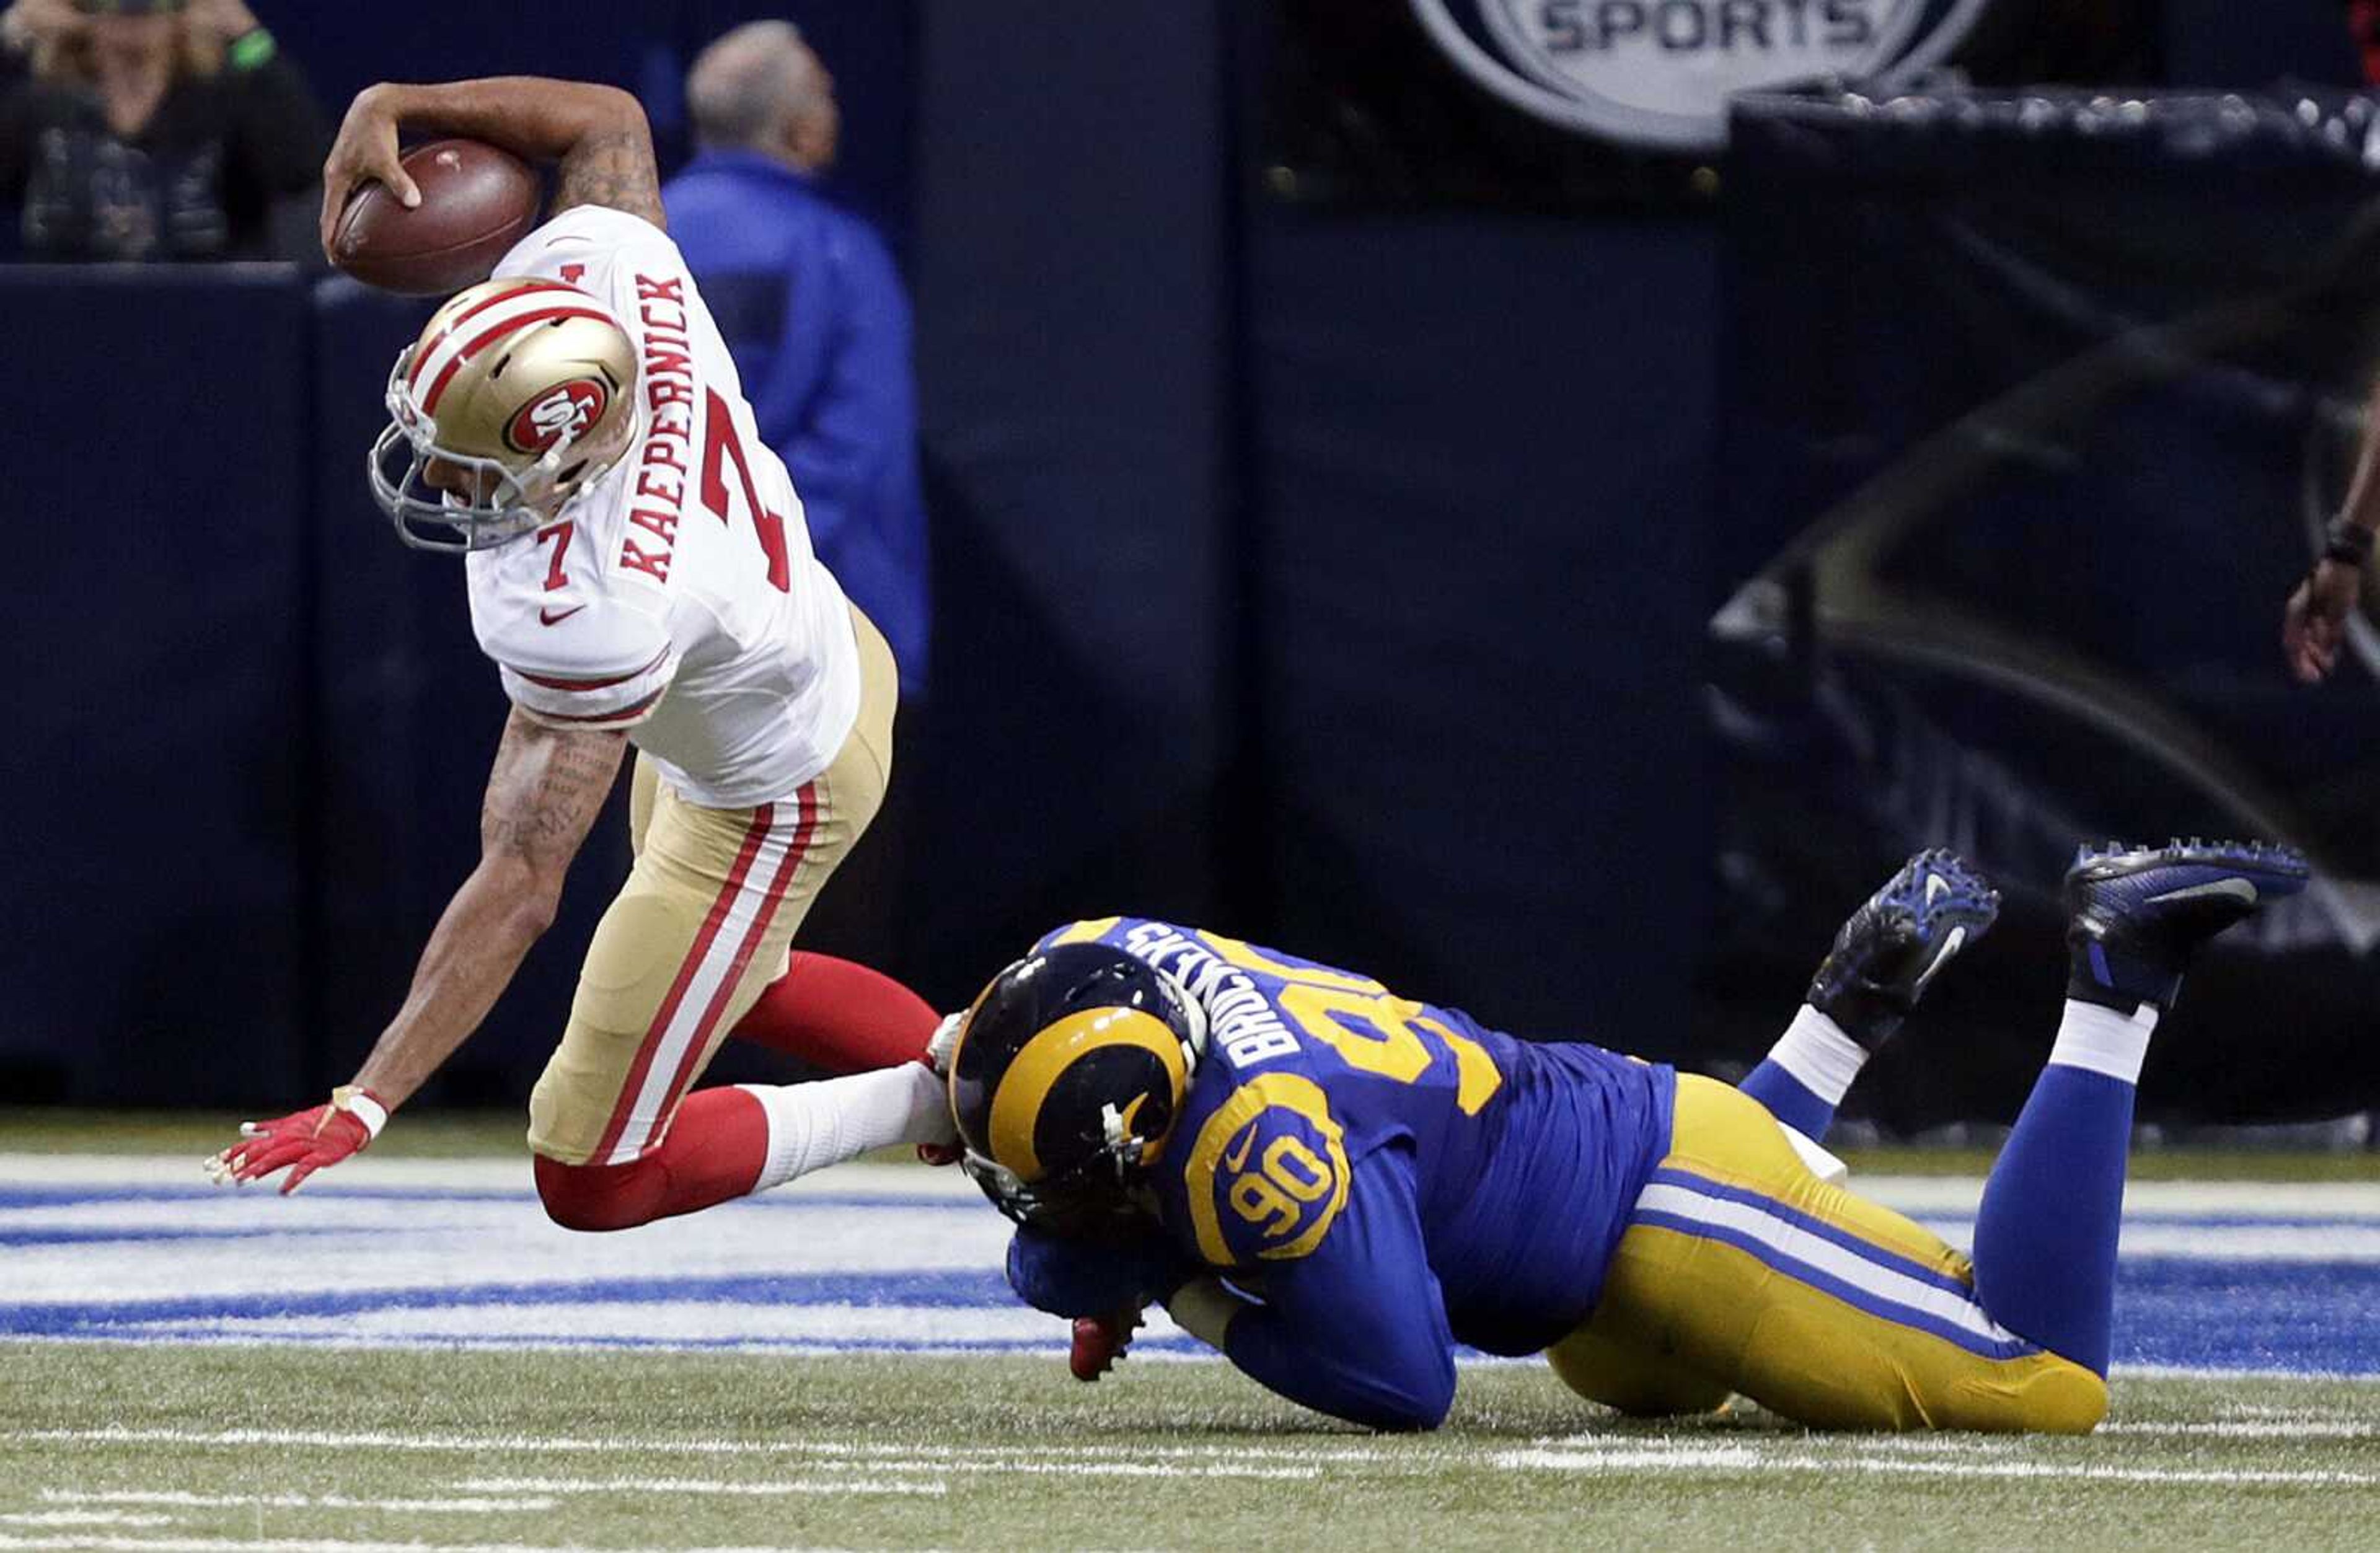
xmin=1970 ymin=1000 xmax=2152 ymax=1376
xmin=1739 ymin=1006 xmax=1866 ymax=1143
xmin=1740 ymin=1060 xmax=1836 ymax=1140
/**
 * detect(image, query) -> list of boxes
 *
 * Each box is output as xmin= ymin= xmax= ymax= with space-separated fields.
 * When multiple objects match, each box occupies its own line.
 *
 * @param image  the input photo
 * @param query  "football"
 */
xmin=331 ymin=139 xmax=540 ymax=297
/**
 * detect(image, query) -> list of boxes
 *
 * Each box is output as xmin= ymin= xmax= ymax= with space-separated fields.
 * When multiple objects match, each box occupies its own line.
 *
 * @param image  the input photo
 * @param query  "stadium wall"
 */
xmin=4 ymin=10 xmax=2372 ymax=1122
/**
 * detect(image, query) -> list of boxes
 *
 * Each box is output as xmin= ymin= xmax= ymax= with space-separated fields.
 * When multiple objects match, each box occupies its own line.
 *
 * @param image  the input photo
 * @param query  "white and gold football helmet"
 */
xmin=370 ymin=278 xmax=640 ymax=552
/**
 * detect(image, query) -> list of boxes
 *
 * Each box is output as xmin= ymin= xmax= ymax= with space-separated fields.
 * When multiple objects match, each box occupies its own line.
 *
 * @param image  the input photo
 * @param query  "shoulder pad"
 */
xmin=501 ymin=205 xmax=680 ymax=283
xmin=1176 ymin=1072 xmax=1351 ymax=1267
xmin=1031 ymin=917 xmax=1126 ymax=954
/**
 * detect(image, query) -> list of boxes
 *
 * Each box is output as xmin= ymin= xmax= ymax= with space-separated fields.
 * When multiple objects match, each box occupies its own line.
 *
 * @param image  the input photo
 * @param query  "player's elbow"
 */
xmin=1347 ymin=1383 xmax=1452 ymax=1433
xmin=474 ymin=852 xmax=565 ymax=940
xmin=580 ymin=84 xmax=651 ymax=141
xmin=511 ymin=891 xmax=562 ymax=942
xmin=506 ymin=877 xmax=565 ymax=941
xmin=1337 ymin=1357 xmax=1455 ymax=1433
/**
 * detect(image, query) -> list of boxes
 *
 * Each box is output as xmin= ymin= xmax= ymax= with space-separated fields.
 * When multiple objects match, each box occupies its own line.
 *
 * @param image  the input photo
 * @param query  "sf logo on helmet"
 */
xmin=505 ymin=379 xmax=608 ymax=454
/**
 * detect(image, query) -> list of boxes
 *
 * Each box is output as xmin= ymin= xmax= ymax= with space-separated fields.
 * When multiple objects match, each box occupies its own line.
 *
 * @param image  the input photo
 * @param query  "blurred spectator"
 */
xmin=0 ymin=0 xmax=325 ymax=261
xmin=662 ymin=20 xmax=929 ymax=700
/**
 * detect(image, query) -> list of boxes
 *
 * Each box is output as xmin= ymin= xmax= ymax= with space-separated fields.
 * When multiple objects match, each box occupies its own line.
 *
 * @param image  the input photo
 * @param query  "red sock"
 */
xmin=729 ymin=951 xmax=938 ymax=1073
xmin=534 ymin=1086 xmax=770 ymax=1231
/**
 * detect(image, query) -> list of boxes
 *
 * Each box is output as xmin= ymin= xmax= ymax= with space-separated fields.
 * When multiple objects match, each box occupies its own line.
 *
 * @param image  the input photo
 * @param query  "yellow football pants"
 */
xmin=1548 ymin=1075 xmax=2108 ymax=1433
xmin=526 ymin=606 xmax=899 ymax=1167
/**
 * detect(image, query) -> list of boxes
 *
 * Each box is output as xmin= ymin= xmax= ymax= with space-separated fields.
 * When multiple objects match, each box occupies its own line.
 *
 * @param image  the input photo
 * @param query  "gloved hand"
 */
xmin=1070 ymin=1308 xmax=1146 ymax=1382
xmin=205 ymin=1085 xmax=389 ymax=1194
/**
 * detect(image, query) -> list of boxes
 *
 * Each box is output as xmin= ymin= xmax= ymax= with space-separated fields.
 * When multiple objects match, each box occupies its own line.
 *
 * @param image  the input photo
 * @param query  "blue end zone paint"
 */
xmin=9 ymin=1182 xmax=2377 ymax=1375
xmin=0 ymin=1226 xmax=396 ymax=1247
xmin=2113 ymin=1259 xmax=2380 ymax=1374
xmin=10 ymin=1259 xmax=2376 ymax=1375
xmin=2 ymin=1271 xmax=1011 ymax=1338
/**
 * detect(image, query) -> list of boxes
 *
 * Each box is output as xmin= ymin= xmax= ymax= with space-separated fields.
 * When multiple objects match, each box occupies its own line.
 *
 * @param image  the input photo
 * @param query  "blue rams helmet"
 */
xmin=948 ymin=943 xmax=1208 ymax=1238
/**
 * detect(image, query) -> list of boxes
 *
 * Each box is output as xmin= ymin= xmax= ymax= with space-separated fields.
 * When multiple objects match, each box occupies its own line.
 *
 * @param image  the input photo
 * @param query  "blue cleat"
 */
xmin=1808 ymin=849 xmax=2002 ymax=1053
xmin=2063 ymin=840 xmax=2309 ymax=1014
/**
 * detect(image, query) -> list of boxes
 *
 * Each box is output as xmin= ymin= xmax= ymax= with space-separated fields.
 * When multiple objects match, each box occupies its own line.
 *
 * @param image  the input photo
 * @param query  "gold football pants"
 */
xmin=527 ymin=607 xmax=899 ymax=1166
xmin=1548 ymin=1075 xmax=2108 ymax=1432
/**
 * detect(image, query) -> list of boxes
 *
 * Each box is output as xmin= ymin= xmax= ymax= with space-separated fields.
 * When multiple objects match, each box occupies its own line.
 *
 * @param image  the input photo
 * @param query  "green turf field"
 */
xmin=3 ymin=1343 xmax=2376 ymax=1551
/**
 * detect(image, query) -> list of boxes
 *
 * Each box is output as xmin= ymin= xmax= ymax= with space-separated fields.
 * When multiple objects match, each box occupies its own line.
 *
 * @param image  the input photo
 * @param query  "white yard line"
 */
xmin=9 ymin=1427 xmax=1386 ymax=1465
xmin=0 ymin=1539 xmax=839 ymax=1553
xmin=2096 ymin=1419 xmax=2378 ymax=1438
xmin=1497 ymin=1446 xmax=2380 ymax=1485
xmin=44 ymin=1492 xmax=553 ymax=1513
xmin=449 ymin=1479 xmax=941 ymax=1499
xmin=462 ymin=1459 xmax=1316 ymax=1483
xmin=0 ymin=1514 xmax=175 ymax=1529
xmin=2114 ymin=1362 xmax=2380 ymax=1384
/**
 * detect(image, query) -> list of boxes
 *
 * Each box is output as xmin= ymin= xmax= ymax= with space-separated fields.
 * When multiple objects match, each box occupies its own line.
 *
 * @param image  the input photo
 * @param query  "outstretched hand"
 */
xmin=2284 ymin=557 xmax=2364 ymax=684
xmin=205 ymin=1088 xmax=388 ymax=1194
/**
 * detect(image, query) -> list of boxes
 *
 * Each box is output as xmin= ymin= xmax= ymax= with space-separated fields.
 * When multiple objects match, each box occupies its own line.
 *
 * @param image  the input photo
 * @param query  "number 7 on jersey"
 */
xmin=700 ymin=388 xmax=791 ymax=592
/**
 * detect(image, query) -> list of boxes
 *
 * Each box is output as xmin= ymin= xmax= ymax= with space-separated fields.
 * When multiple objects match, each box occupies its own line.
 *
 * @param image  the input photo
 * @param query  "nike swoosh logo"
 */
xmin=1925 ymin=873 xmax=1951 ymax=905
xmin=540 ymin=604 xmax=586 ymax=627
xmin=2146 ymin=879 xmax=2258 ymax=907
xmin=1911 ymin=925 xmax=1966 ymax=995
xmin=1223 ymin=1125 xmax=1257 ymax=1174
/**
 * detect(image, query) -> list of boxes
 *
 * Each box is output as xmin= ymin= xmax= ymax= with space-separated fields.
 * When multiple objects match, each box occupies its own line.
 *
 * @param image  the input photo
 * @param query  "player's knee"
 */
xmin=532 ymin=1153 xmax=659 ymax=1233
xmin=1546 ymin=1326 xmax=1732 ymax=1419
xmin=1953 ymin=1356 xmax=2108 ymax=1435
xmin=2021 ymin=1362 xmax=2109 ymax=1435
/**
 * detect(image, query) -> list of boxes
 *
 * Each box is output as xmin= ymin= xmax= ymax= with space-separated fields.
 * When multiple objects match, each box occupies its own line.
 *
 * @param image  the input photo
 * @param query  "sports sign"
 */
xmin=1406 ymin=0 xmax=2001 ymax=151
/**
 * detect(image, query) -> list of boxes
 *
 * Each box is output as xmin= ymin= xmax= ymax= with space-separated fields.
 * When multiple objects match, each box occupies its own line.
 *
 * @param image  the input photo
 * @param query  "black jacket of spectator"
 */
xmin=0 ymin=35 xmax=323 ymax=260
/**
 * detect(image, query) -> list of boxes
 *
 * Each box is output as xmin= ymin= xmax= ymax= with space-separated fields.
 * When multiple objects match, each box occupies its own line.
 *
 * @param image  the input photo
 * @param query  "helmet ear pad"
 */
xmin=949 ymin=944 xmax=1204 ymax=1231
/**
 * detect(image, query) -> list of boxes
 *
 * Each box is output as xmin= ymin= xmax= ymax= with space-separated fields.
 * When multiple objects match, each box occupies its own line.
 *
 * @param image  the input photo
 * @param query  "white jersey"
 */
xmin=462 ymin=205 xmax=861 ymax=809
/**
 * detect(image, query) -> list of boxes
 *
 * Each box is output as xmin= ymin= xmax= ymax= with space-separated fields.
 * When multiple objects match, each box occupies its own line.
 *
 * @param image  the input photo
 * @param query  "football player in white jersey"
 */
xmin=208 ymin=77 xmax=958 ymax=1225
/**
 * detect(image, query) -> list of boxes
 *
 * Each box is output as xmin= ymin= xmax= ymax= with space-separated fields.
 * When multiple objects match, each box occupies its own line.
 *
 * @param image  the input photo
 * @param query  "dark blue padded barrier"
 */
xmin=0 ymin=268 xmax=311 ymax=1105
xmin=904 ymin=1 xmax=1238 ymax=1006
xmin=908 ymin=0 xmax=1716 ymax=1041
xmin=1711 ymin=88 xmax=2380 ymax=1123
xmin=1243 ymin=214 xmax=1715 ymax=1050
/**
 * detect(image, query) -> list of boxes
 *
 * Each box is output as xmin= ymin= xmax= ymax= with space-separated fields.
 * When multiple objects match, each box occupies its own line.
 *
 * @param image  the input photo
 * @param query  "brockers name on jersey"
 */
xmin=621 ymin=272 xmax=695 ymax=584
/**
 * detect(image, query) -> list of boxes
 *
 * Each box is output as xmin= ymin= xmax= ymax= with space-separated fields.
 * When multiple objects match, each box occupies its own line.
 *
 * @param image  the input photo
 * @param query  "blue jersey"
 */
xmin=1031 ymin=917 xmax=1675 ymax=1428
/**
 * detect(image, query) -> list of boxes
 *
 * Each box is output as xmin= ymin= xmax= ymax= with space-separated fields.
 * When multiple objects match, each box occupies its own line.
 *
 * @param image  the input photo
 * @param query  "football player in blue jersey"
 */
xmin=946 ymin=840 xmax=2305 ymax=1432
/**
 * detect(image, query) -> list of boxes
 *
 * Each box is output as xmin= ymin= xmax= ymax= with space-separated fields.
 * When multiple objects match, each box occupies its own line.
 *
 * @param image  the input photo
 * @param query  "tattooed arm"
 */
xmin=319 ymin=76 xmax=663 ymax=254
xmin=347 ymin=710 xmax=628 ymax=1109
